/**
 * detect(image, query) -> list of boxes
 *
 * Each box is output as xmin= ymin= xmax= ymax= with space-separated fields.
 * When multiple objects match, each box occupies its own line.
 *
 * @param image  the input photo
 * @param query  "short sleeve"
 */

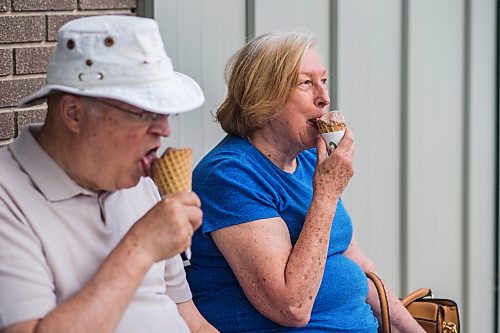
xmin=194 ymin=158 xmax=281 ymax=234
xmin=163 ymin=255 xmax=192 ymax=303
xmin=0 ymin=194 xmax=56 ymax=329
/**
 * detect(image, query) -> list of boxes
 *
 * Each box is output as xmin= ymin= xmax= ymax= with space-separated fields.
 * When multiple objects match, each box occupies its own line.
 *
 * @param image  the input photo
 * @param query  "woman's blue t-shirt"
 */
xmin=187 ymin=135 xmax=378 ymax=332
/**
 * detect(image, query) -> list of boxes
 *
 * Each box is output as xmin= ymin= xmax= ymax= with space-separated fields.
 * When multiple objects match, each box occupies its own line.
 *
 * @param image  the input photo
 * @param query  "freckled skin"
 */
xmin=22 ymin=93 xmax=218 ymax=333
xmin=210 ymin=46 xmax=425 ymax=331
xmin=211 ymin=47 xmax=355 ymax=327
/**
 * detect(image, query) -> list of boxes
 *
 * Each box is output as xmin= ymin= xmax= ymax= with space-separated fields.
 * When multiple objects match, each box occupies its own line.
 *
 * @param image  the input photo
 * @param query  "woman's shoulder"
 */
xmin=193 ymin=135 xmax=260 ymax=184
xmin=195 ymin=135 xmax=260 ymax=173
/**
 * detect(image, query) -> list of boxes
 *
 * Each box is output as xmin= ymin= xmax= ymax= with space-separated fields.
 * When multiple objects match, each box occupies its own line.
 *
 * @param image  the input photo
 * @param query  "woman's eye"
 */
xmin=321 ymin=78 xmax=328 ymax=85
xmin=299 ymin=80 xmax=313 ymax=86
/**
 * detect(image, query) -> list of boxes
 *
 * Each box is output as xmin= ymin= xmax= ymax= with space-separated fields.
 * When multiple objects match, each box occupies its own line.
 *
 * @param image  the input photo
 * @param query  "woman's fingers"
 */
xmin=316 ymin=135 xmax=328 ymax=164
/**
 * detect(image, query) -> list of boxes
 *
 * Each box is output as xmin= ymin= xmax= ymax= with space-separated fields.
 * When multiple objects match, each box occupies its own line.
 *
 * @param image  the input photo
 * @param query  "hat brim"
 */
xmin=18 ymin=71 xmax=204 ymax=115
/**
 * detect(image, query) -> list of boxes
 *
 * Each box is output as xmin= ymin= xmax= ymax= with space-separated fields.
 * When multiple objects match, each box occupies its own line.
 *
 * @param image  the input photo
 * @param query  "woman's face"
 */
xmin=270 ymin=47 xmax=330 ymax=151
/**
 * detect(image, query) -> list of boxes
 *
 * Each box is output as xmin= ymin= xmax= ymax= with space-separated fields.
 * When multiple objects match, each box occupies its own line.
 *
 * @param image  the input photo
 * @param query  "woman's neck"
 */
xmin=248 ymin=129 xmax=299 ymax=173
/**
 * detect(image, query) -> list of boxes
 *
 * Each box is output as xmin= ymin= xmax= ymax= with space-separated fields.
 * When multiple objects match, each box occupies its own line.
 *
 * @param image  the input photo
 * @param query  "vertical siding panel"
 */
xmin=154 ymin=0 xmax=245 ymax=164
xmin=406 ymin=0 xmax=464 ymax=305
xmin=199 ymin=0 xmax=245 ymax=161
xmin=153 ymin=0 xmax=181 ymax=147
xmin=253 ymin=0 xmax=330 ymax=64
xmin=336 ymin=0 xmax=402 ymax=292
xmin=151 ymin=0 xmax=498 ymax=328
xmin=173 ymin=0 xmax=204 ymax=156
xmin=400 ymin=0 xmax=410 ymax=294
xmin=467 ymin=0 xmax=496 ymax=331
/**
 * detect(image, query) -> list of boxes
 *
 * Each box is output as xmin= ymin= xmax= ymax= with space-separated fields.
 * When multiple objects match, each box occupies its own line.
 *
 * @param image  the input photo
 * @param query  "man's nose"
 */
xmin=149 ymin=115 xmax=171 ymax=137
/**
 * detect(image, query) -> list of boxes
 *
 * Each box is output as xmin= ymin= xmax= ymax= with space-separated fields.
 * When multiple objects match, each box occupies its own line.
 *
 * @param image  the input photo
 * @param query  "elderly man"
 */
xmin=0 ymin=15 xmax=217 ymax=333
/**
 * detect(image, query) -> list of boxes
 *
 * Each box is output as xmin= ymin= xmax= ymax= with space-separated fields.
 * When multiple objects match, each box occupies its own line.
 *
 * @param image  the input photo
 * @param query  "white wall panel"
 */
xmin=336 ymin=0 xmax=402 ymax=292
xmin=253 ymin=0 xmax=330 ymax=68
xmin=151 ymin=0 xmax=498 ymax=329
xmin=468 ymin=0 xmax=496 ymax=331
xmin=406 ymin=0 xmax=464 ymax=304
xmin=154 ymin=0 xmax=245 ymax=165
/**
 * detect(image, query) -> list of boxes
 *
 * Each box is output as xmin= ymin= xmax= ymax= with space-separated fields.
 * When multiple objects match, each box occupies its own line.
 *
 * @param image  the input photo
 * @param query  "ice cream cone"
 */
xmin=315 ymin=111 xmax=347 ymax=152
xmin=315 ymin=119 xmax=346 ymax=134
xmin=151 ymin=148 xmax=194 ymax=261
xmin=315 ymin=111 xmax=346 ymax=134
xmin=152 ymin=148 xmax=193 ymax=196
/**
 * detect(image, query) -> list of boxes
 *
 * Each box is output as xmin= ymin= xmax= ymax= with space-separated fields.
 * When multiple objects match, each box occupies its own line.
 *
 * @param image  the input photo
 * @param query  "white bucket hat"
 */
xmin=18 ymin=15 xmax=204 ymax=115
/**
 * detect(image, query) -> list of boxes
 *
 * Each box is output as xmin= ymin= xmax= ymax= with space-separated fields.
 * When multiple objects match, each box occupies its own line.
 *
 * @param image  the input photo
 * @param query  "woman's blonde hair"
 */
xmin=216 ymin=31 xmax=315 ymax=138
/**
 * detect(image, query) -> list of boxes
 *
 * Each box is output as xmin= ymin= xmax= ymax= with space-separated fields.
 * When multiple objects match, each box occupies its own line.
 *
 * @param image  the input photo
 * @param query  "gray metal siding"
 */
xmin=152 ymin=0 xmax=497 ymax=331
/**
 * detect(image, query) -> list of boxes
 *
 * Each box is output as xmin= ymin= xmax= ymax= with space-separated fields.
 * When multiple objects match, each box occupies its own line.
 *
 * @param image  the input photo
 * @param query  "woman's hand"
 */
xmin=313 ymin=128 xmax=355 ymax=201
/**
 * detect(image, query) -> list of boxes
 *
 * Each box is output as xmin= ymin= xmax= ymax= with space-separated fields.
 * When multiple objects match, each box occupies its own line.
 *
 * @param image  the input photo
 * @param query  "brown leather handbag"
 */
xmin=366 ymin=272 xmax=460 ymax=333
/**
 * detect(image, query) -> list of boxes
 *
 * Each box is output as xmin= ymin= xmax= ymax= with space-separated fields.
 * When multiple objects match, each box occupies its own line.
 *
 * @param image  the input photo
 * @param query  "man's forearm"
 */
xmin=33 ymin=235 xmax=153 ymax=333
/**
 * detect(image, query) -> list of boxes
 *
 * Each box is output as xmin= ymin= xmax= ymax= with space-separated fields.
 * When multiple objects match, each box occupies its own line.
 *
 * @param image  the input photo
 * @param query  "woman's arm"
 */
xmin=344 ymin=238 xmax=425 ymax=333
xmin=212 ymin=213 xmax=331 ymax=327
xmin=210 ymin=133 xmax=355 ymax=327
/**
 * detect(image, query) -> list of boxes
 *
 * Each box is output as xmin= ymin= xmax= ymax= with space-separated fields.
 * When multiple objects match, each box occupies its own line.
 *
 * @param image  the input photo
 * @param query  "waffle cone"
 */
xmin=315 ymin=119 xmax=346 ymax=134
xmin=152 ymin=148 xmax=193 ymax=196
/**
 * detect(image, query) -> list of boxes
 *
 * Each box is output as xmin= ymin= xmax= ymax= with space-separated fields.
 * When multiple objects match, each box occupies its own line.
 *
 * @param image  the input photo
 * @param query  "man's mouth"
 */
xmin=141 ymin=148 xmax=158 ymax=177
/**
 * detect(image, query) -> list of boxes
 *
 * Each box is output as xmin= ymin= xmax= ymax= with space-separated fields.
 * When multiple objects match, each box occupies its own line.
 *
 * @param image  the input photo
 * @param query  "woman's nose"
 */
xmin=315 ymin=84 xmax=330 ymax=108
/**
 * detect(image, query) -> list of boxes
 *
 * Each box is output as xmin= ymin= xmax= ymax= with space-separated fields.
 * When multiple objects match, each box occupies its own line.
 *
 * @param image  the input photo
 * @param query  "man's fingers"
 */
xmin=184 ymin=205 xmax=203 ymax=231
xmin=163 ymin=191 xmax=201 ymax=207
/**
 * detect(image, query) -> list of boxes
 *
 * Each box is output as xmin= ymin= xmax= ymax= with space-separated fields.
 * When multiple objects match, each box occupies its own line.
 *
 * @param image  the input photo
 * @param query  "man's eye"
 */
xmin=321 ymin=78 xmax=328 ymax=85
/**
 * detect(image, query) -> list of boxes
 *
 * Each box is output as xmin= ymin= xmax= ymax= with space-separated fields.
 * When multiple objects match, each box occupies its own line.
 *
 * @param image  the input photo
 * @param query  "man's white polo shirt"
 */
xmin=0 ymin=125 xmax=191 ymax=332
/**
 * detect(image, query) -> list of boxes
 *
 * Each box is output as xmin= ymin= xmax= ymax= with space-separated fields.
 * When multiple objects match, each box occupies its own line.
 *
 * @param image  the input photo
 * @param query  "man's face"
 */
xmin=77 ymin=97 xmax=170 ymax=191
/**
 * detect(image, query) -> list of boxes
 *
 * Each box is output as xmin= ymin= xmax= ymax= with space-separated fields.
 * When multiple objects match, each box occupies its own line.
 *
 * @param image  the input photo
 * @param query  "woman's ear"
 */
xmin=59 ymin=94 xmax=84 ymax=133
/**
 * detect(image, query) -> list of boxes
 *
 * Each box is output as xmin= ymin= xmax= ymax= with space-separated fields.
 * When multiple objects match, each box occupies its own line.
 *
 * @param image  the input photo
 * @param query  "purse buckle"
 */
xmin=443 ymin=322 xmax=458 ymax=333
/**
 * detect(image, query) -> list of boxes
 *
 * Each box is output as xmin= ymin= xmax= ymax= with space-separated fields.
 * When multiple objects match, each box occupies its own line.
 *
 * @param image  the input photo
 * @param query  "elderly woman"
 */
xmin=186 ymin=32 xmax=424 ymax=332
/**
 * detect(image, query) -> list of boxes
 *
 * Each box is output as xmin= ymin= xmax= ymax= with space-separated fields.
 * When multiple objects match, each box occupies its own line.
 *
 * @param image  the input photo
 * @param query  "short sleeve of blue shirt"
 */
xmin=194 ymin=143 xmax=281 ymax=233
xmin=194 ymin=135 xmax=317 ymax=242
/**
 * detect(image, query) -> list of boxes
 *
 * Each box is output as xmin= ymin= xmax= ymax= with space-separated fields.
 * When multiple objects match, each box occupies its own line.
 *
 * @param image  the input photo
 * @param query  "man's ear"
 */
xmin=59 ymin=94 xmax=85 ymax=133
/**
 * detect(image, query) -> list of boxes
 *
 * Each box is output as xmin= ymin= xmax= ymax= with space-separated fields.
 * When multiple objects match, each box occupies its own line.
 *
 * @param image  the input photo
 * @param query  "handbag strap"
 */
xmin=400 ymin=287 xmax=432 ymax=307
xmin=366 ymin=272 xmax=391 ymax=333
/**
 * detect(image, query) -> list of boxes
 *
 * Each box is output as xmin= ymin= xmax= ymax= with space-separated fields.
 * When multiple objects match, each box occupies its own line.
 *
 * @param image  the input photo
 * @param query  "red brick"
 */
xmin=0 ymin=16 xmax=45 ymax=44
xmin=0 ymin=77 xmax=45 ymax=107
xmin=78 ymin=0 xmax=136 ymax=10
xmin=15 ymin=46 xmax=54 ymax=75
xmin=16 ymin=107 xmax=47 ymax=130
xmin=47 ymin=15 xmax=87 ymax=41
xmin=12 ymin=0 xmax=76 ymax=11
xmin=0 ymin=111 xmax=15 ymax=139
xmin=0 ymin=0 xmax=10 ymax=11
xmin=0 ymin=49 xmax=13 ymax=76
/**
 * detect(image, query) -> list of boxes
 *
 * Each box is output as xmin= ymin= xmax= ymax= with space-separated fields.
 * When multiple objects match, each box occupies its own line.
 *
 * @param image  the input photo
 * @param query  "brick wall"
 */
xmin=0 ymin=0 xmax=138 ymax=147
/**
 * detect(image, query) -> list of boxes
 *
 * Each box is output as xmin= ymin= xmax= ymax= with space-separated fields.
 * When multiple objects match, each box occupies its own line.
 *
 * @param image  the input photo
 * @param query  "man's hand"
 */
xmin=127 ymin=191 xmax=203 ymax=263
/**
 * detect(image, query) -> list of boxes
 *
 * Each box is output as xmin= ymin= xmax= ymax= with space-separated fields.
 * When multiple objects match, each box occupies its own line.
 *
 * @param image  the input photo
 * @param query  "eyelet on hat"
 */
xmin=67 ymin=39 xmax=75 ymax=49
xmin=86 ymin=59 xmax=93 ymax=66
xmin=78 ymin=72 xmax=104 ymax=81
xmin=104 ymin=36 xmax=114 ymax=47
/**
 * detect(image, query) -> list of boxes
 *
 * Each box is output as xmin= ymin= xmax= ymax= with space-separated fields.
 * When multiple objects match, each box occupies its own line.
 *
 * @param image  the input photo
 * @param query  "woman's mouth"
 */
xmin=307 ymin=118 xmax=319 ymax=129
